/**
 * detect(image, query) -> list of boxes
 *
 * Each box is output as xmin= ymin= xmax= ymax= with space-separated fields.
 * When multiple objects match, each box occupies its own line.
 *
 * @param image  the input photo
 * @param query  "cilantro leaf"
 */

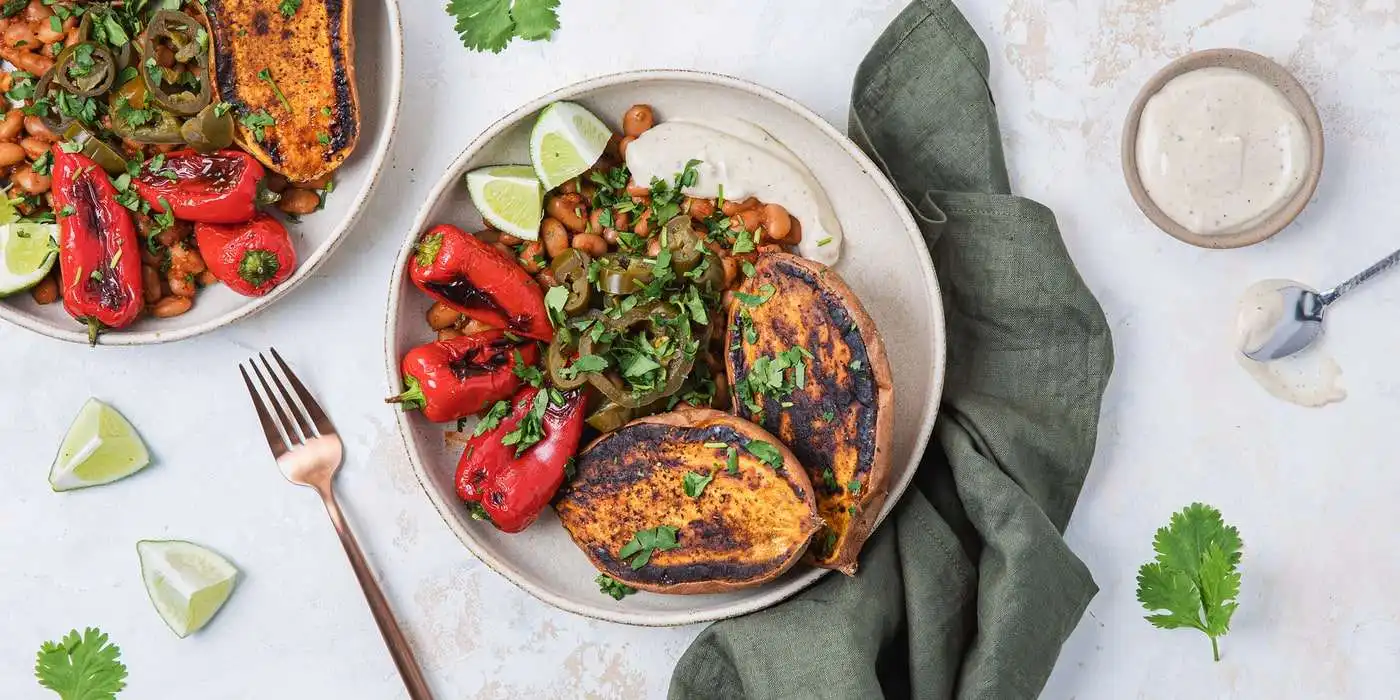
xmin=743 ymin=440 xmax=784 ymax=470
xmin=1135 ymin=503 xmax=1243 ymax=662
xmin=446 ymin=0 xmax=518 ymax=53
xmin=512 ymin=0 xmax=560 ymax=40
xmin=34 ymin=628 xmax=128 ymax=700
xmin=595 ymin=573 xmax=636 ymax=600
xmin=471 ymin=400 xmax=510 ymax=437
xmin=682 ymin=470 xmax=714 ymax=499
xmin=618 ymin=525 xmax=681 ymax=569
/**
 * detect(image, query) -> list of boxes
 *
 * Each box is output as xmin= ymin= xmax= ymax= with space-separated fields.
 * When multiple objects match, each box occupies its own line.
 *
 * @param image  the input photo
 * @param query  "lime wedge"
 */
xmin=529 ymin=101 xmax=611 ymax=190
xmin=49 ymin=399 xmax=151 ymax=492
xmin=137 ymin=540 xmax=239 ymax=638
xmin=465 ymin=165 xmax=544 ymax=240
xmin=0 ymin=221 xmax=57 ymax=296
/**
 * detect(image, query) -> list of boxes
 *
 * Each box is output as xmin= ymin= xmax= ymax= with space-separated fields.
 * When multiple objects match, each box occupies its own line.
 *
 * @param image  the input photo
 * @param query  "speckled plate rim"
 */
xmin=384 ymin=69 xmax=946 ymax=626
xmin=0 ymin=0 xmax=405 ymax=345
xmin=1121 ymin=48 xmax=1325 ymax=250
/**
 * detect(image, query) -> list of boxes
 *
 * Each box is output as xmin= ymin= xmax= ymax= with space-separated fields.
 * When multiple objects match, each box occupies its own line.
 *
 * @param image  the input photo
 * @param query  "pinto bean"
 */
xmin=18 ymin=136 xmax=46 ymax=160
xmin=517 ymin=241 xmax=545 ymax=273
xmin=278 ymin=188 xmax=320 ymax=216
xmin=546 ymin=193 xmax=588 ymax=233
xmin=151 ymin=296 xmax=192 ymax=317
xmin=541 ymin=217 xmax=570 ymax=259
xmin=571 ymin=232 xmax=607 ymax=257
xmin=22 ymin=115 xmax=53 ymax=140
xmin=29 ymin=273 xmax=57 ymax=304
xmin=0 ymin=109 xmax=19 ymax=142
xmin=142 ymin=266 xmax=162 ymax=303
xmin=622 ymin=104 xmax=655 ymax=138
xmin=721 ymin=197 xmax=759 ymax=216
xmin=11 ymin=164 xmax=48 ymax=194
xmin=760 ymin=203 xmax=791 ymax=241
xmin=0 ymin=141 xmax=24 ymax=167
xmin=427 ymin=301 xmax=462 ymax=331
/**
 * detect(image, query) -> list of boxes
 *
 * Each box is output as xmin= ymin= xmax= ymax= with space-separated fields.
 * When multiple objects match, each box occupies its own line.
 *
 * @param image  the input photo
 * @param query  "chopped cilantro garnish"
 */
xmin=617 ymin=525 xmax=681 ymax=569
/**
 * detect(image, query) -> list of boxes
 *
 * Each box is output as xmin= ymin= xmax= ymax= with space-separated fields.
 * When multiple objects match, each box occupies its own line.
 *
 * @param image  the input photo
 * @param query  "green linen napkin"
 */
xmin=669 ymin=0 xmax=1115 ymax=698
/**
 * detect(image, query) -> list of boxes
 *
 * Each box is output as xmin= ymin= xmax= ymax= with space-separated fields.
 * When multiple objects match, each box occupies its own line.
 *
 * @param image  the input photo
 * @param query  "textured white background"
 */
xmin=3 ymin=0 xmax=1397 ymax=697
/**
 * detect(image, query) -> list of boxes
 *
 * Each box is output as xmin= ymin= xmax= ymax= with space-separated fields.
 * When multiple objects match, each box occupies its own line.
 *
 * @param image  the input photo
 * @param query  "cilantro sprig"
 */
xmin=446 ymin=0 xmax=560 ymax=53
xmin=34 ymin=628 xmax=128 ymax=700
xmin=617 ymin=525 xmax=681 ymax=569
xmin=1136 ymin=503 xmax=1243 ymax=662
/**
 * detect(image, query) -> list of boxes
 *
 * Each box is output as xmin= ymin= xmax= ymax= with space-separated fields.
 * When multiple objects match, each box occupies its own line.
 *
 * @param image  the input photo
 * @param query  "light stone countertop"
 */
xmin=4 ymin=1 xmax=1397 ymax=697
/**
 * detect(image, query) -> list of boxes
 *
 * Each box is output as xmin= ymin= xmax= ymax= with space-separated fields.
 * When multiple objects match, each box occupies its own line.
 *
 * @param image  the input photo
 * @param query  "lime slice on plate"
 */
xmin=529 ymin=101 xmax=611 ymax=190
xmin=49 ymin=399 xmax=151 ymax=492
xmin=465 ymin=165 xmax=544 ymax=240
xmin=0 ymin=221 xmax=58 ymax=296
xmin=137 ymin=540 xmax=239 ymax=638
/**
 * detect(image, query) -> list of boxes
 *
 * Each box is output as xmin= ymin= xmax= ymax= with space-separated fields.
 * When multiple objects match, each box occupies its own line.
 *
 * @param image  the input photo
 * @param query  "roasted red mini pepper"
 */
xmin=134 ymin=149 xmax=266 ymax=224
xmin=409 ymin=225 xmax=553 ymax=342
xmin=455 ymin=386 xmax=586 ymax=533
xmin=54 ymin=149 xmax=143 ymax=343
xmin=388 ymin=331 xmax=540 ymax=423
xmin=194 ymin=213 xmax=296 ymax=296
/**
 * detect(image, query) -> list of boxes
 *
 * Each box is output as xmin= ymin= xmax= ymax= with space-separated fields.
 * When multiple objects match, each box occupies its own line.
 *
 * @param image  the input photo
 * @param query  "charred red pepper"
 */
xmin=409 ymin=225 xmax=553 ymax=342
xmin=388 ymin=331 xmax=540 ymax=423
xmin=455 ymin=386 xmax=586 ymax=533
xmin=134 ymin=149 xmax=266 ymax=224
xmin=54 ymin=149 xmax=143 ymax=343
xmin=194 ymin=213 xmax=296 ymax=297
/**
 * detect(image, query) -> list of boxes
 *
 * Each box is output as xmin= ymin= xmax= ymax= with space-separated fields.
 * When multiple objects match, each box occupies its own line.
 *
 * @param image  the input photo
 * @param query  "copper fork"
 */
xmin=239 ymin=348 xmax=434 ymax=700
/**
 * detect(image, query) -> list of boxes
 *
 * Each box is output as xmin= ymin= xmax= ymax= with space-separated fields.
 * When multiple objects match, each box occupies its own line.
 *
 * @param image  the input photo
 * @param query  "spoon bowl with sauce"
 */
xmin=1122 ymin=49 xmax=1325 ymax=249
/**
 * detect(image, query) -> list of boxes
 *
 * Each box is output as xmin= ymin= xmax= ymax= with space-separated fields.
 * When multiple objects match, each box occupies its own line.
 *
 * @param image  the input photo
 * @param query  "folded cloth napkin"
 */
xmin=668 ymin=0 xmax=1115 ymax=697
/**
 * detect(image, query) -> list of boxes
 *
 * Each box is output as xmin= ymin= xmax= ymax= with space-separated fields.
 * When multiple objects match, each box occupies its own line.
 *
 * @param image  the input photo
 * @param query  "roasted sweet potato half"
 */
xmin=726 ymin=253 xmax=894 ymax=575
xmin=205 ymin=0 xmax=359 ymax=182
xmin=554 ymin=409 xmax=821 ymax=595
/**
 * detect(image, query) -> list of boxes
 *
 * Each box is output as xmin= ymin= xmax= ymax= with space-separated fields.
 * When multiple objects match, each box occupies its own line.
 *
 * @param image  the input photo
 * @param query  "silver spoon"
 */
xmin=1245 ymin=248 xmax=1400 ymax=361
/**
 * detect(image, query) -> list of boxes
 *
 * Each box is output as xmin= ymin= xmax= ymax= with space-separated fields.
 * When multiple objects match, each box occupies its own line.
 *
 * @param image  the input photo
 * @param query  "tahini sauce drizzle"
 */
xmin=1136 ymin=67 xmax=1310 ymax=236
xmin=1234 ymin=279 xmax=1345 ymax=407
xmin=625 ymin=119 xmax=844 ymax=265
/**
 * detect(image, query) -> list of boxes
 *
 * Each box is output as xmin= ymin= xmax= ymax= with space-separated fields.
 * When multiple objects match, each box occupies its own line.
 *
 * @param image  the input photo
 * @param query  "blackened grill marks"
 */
xmin=592 ymin=546 xmax=777 ymax=586
xmin=205 ymin=0 xmax=356 ymax=167
xmin=731 ymin=260 xmax=879 ymax=491
xmin=447 ymin=338 xmax=513 ymax=381
xmin=425 ymin=278 xmax=506 ymax=316
xmin=162 ymin=155 xmax=243 ymax=191
xmin=74 ymin=178 xmax=126 ymax=310
xmin=324 ymin=0 xmax=357 ymax=156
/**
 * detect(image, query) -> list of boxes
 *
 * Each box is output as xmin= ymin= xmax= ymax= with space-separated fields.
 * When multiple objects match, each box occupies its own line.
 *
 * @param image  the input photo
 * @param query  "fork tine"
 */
xmin=270 ymin=347 xmax=335 ymax=435
xmin=240 ymin=365 xmax=289 ymax=457
xmin=259 ymin=353 xmax=317 ymax=439
xmin=250 ymin=358 xmax=305 ymax=446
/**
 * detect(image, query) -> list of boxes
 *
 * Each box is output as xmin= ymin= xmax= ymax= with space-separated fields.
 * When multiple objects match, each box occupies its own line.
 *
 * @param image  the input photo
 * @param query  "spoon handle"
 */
xmin=1322 ymin=247 xmax=1400 ymax=305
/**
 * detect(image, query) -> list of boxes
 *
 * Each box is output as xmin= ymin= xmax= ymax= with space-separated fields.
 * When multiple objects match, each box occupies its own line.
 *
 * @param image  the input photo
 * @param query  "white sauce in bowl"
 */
xmin=1234 ymin=279 xmax=1345 ymax=407
xmin=625 ymin=119 xmax=844 ymax=265
xmin=1136 ymin=67 xmax=1311 ymax=236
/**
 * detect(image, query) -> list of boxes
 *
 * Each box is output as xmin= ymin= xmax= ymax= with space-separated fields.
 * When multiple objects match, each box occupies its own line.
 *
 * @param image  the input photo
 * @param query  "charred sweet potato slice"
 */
xmin=205 ymin=0 xmax=359 ymax=182
xmin=554 ymin=409 xmax=821 ymax=594
xmin=726 ymin=253 xmax=894 ymax=574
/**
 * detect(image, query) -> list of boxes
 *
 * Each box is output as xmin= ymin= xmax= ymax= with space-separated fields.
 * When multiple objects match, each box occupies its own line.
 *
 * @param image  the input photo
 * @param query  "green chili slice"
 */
xmin=596 ymin=253 xmax=653 ymax=296
xmin=108 ymin=78 xmax=185 ymax=144
xmin=138 ymin=10 xmax=211 ymax=116
xmin=179 ymin=102 xmax=236 ymax=152
xmin=548 ymin=249 xmax=593 ymax=314
xmin=662 ymin=216 xmax=704 ymax=274
xmin=61 ymin=123 xmax=129 ymax=175
xmin=52 ymin=42 xmax=117 ymax=97
xmin=579 ymin=302 xmax=696 ymax=408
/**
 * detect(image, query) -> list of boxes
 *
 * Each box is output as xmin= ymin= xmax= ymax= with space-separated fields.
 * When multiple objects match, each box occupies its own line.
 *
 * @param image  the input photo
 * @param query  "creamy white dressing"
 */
xmin=624 ymin=120 xmax=844 ymax=265
xmin=1234 ymin=279 xmax=1345 ymax=407
xmin=1136 ymin=67 xmax=1310 ymax=236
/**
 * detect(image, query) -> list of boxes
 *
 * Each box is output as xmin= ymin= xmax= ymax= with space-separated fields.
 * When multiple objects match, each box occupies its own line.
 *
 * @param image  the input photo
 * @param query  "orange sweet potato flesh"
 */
xmin=204 ymin=0 xmax=359 ymax=182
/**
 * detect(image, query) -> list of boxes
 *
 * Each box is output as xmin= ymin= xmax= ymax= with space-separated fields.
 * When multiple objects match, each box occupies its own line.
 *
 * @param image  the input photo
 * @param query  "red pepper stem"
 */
xmin=385 ymin=374 xmax=426 ymax=410
xmin=86 ymin=317 xmax=102 ymax=346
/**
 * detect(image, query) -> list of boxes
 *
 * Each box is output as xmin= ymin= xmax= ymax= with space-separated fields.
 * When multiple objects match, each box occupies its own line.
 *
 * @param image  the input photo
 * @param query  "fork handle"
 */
xmin=319 ymin=488 xmax=435 ymax=700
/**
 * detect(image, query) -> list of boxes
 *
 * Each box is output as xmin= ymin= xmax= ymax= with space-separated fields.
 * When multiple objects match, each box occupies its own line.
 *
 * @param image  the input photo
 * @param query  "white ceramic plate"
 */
xmin=386 ymin=70 xmax=945 ymax=626
xmin=0 ymin=0 xmax=404 ymax=345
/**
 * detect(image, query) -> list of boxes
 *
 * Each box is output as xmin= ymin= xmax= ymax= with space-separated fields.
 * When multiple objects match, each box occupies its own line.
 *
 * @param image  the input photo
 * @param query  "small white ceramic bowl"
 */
xmin=385 ymin=70 xmax=946 ymax=626
xmin=0 ymin=0 xmax=405 ymax=345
